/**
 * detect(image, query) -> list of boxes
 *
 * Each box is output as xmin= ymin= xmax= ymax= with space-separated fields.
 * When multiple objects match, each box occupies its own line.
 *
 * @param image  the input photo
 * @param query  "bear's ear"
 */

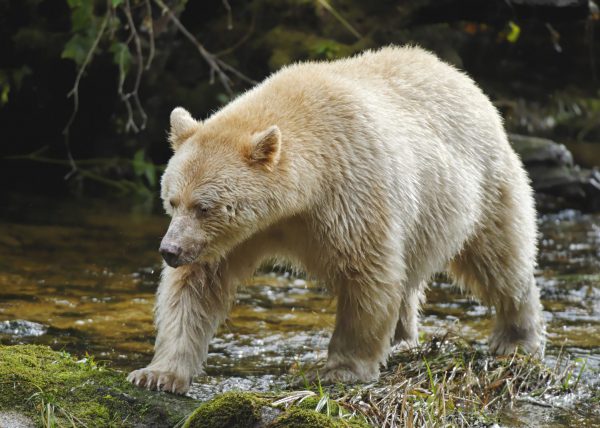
xmin=248 ymin=125 xmax=281 ymax=170
xmin=169 ymin=107 xmax=200 ymax=150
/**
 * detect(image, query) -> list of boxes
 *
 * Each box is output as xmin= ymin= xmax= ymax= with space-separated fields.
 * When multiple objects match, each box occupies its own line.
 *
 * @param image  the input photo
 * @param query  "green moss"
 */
xmin=269 ymin=408 xmax=338 ymax=428
xmin=183 ymin=392 xmax=267 ymax=428
xmin=295 ymin=395 xmax=340 ymax=415
xmin=0 ymin=345 xmax=373 ymax=427
xmin=0 ymin=345 xmax=198 ymax=427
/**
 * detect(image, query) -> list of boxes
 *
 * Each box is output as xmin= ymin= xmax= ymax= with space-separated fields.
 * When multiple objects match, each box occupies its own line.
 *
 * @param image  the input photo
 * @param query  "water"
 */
xmin=0 ymin=193 xmax=598 ymax=425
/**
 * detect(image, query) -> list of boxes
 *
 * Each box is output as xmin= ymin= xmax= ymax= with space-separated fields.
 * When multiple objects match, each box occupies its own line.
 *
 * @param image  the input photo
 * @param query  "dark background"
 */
xmin=1 ymin=0 xmax=599 ymax=209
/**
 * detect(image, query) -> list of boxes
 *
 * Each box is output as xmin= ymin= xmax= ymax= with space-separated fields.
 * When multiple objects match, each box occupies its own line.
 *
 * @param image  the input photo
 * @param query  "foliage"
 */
xmin=5 ymin=0 xmax=253 ymax=195
xmin=282 ymin=333 xmax=594 ymax=427
xmin=1 ymin=0 xmax=598 ymax=195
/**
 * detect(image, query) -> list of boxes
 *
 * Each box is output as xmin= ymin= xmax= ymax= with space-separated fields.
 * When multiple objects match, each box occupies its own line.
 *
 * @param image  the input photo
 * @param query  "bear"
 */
xmin=127 ymin=46 xmax=545 ymax=394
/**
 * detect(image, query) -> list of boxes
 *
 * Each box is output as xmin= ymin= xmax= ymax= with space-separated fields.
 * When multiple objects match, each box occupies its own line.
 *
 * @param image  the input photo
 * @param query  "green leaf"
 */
xmin=506 ymin=21 xmax=521 ymax=43
xmin=132 ymin=150 xmax=157 ymax=187
xmin=132 ymin=149 xmax=146 ymax=177
xmin=144 ymin=163 xmax=157 ymax=188
xmin=0 ymin=83 xmax=10 ymax=106
xmin=112 ymin=0 xmax=124 ymax=6
xmin=71 ymin=2 xmax=95 ymax=32
xmin=62 ymin=34 xmax=94 ymax=66
xmin=110 ymin=42 xmax=132 ymax=77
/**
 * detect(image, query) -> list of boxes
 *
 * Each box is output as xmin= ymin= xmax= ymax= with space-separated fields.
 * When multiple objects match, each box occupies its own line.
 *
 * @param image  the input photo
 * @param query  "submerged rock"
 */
xmin=0 ymin=320 xmax=47 ymax=337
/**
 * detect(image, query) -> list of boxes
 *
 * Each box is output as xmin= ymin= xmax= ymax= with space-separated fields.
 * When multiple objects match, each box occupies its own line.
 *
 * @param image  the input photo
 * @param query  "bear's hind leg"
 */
xmin=323 ymin=280 xmax=399 ymax=383
xmin=449 ymin=245 xmax=544 ymax=355
xmin=393 ymin=284 xmax=424 ymax=348
xmin=448 ymin=183 xmax=545 ymax=355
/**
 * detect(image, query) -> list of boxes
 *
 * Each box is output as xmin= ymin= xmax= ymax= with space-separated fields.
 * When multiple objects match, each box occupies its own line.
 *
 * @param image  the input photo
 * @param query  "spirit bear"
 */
xmin=128 ymin=46 xmax=544 ymax=394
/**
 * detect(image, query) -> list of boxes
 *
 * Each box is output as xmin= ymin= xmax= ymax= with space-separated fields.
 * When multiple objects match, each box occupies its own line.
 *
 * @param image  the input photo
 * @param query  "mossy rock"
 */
xmin=182 ymin=392 xmax=372 ymax=428
xmin=182 ymin=392 xmax=268 ymax=428
xmin=0 ymin=345 xmax=199 ymax=427
xmin=294 ymin=395 xmax=341 ymax=415
xmin=0 ymin=344 xmax=373 ymax=427
xmin=275 ymin=397 xmax=371 ymax=428
xmin=269 ymin=408 xmax=339 ymax=428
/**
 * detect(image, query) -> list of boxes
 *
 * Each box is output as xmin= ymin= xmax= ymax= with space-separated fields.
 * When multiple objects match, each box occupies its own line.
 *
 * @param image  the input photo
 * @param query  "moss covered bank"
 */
xmin=0 ymin=345 xmax=368 ymax=427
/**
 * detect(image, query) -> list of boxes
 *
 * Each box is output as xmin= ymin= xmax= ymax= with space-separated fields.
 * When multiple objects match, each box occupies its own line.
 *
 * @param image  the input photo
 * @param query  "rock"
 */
xmin=509 ymin=133 xmax=600 ymax=212
xmin=182 ymin=392 xmax=270 ymax=428
xmin=0 ymin=345 xmax=199 ymax=427
xmin=509 ymin=134 xmax=573 ymax=166
xmin=0 ymin=345 xmax=367 ymax=428
xmin=0 ymin=320 xmax=47 ymax=337
xmin=0 ymin=411 xmax=35 ymax=428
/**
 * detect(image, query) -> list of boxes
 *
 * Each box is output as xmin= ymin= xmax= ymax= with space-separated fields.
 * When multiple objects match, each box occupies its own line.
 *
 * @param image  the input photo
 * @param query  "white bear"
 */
xmin=128 ymin=46 xmax=544 ymax=394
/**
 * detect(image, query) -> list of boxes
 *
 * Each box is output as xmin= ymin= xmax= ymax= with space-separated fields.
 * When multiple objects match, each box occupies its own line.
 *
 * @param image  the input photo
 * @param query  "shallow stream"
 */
xmin=0 ymin=193 xmax=598 ymax=426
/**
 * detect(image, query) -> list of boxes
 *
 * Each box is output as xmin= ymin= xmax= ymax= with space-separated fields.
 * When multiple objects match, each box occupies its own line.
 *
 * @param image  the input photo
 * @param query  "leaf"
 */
xmin=62 ymin=34 xmax=94 ymax=66
xmin=132 ymin=150 xmax=157 ymax=187
xmin=110 ymin=42 xmax=132 ymax=77
xmin=216 ymin=93 xmax=229 ymax=105
xmin=144 ymin=163 xmax=157 ymax=188
xmin=132 ymin=149 xmax=146 ymax=177
xmin=0 ymin=83 xmax=10 ymax=106
xmin=111 ymin=0 xmax=124 ymax=7
xmin=71 ymin=2 xmax=95 ymax=32
xmin=506 ymin=21 xmax=521 ymax=43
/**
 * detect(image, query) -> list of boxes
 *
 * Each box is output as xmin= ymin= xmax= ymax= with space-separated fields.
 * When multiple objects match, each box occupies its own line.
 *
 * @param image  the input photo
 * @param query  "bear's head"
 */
xmin=158 ymin=107 xmax=283 ymax=267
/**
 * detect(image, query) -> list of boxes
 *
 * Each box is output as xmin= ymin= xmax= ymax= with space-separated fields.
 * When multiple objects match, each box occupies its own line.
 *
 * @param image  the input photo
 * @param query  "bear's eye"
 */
xmin=195 ymin=203 xmax=211 ymax=217
xmin=169 ymin=199 xmax=178 ymax=209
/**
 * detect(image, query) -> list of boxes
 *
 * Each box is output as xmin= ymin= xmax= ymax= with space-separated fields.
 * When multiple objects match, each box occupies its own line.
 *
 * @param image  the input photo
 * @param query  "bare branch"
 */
xmin=153 ymin=0 xmax=256 ymax=95
xmin=215 ymin=57 xmax=258 ymax=85
xmin=63 ymin=4 xmax=111 ymax=178
xmin=317 ymin=0 xmax=362 ymax=40
xmin=222 ymin=0 xmax=233 ymax=30
xmin=144 ymin=0 xmax=156 ymax=70
xmin=216 ymin=9 xmax=256 ymax=57
xmin=123 ymin=0 xmax=148 ymax=130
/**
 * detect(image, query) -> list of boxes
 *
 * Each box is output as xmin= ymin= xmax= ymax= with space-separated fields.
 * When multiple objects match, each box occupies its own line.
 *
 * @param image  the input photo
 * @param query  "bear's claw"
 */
xmin=127 ymin=368 xmax=191 ymax=394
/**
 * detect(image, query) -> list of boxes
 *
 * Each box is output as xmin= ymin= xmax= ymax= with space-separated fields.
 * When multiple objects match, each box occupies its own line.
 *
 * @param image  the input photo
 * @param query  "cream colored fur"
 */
xmin=128 ymin=46 xmax=545 ymax=394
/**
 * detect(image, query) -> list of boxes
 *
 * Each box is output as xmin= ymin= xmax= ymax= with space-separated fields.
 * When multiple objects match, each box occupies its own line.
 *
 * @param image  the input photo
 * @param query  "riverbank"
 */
xmin=1 ymin=335 xmax=596 ymax=427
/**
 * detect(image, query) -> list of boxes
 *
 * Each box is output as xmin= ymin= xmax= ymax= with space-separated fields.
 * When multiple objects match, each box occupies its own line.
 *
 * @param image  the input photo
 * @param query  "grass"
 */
xmin=279 ymin=333 xmax=594 ymax=427
xmin=0 ymin=345 xmax=199 ymax=427
xmin=0 ymin=337 xmax=594 ymax=427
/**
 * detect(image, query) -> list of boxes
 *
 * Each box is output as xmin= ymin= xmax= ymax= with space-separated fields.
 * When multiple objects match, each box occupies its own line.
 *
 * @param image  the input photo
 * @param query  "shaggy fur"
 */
xmin=128 ymin=46 xmax=545 ymax=394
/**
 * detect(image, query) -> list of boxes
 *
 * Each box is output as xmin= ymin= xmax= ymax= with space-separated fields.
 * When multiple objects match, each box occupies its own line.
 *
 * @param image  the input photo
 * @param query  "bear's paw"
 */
xmin=127 ymin=367 xmax=191 ymax=394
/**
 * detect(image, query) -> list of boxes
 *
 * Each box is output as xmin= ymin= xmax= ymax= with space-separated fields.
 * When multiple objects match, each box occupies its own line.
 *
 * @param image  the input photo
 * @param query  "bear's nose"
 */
xmin=159 ymin=243 xmax=182 ymax=267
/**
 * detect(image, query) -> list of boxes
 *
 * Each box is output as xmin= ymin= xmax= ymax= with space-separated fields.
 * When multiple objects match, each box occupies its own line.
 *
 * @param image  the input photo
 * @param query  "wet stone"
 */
xmin=0 ymin=320 xmax=47 ymax=337
xmin=0 ymin=411 xmax=35 ymax=428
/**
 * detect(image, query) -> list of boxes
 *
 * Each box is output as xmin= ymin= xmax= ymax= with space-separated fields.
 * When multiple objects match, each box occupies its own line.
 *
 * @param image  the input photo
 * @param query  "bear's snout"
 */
xmin=159 ymin=242 xmax=183 ymax=268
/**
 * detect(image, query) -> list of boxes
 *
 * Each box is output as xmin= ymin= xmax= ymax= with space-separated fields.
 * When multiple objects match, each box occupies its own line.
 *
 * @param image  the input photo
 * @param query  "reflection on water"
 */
xmin=0 ymin=193 xmax=598 ymax=424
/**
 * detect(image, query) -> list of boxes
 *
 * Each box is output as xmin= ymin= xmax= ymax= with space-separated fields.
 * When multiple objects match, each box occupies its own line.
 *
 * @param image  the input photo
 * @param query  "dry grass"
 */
xmin=283 ymin=333 xmax=592 ymax=427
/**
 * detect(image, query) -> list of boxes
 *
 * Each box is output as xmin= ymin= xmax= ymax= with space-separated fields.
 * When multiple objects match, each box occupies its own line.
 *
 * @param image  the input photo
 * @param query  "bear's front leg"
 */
xmin=322 ymin=282 xmax=400 ymax=384
xmin=128 ymin=262 xmax=232 ymax=394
